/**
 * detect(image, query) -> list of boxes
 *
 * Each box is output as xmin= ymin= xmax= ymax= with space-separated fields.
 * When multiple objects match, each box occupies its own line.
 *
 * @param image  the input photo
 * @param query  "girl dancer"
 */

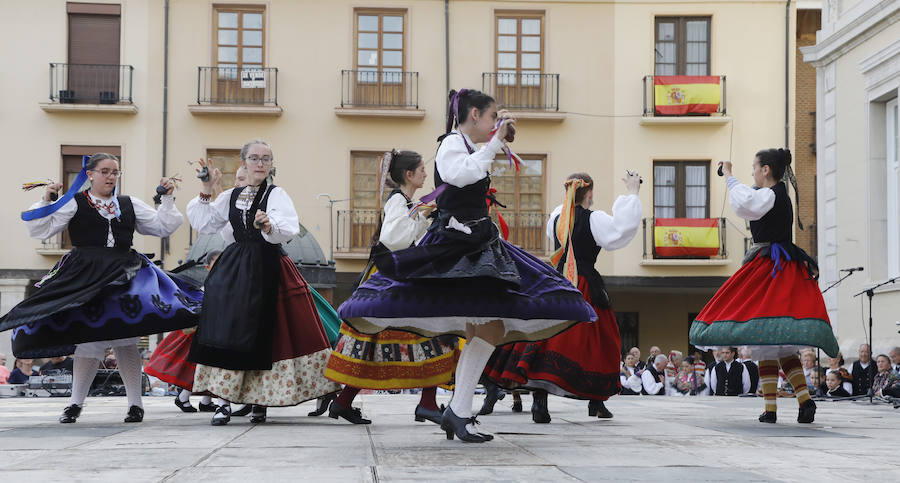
xmin=186 ymin=139 xmax=340 ymax=426
xmin=690 ymin=149 xmax=839 ymax=423
xmin=339 ymin=89 xmax=595 ymax=442
xmin=0 ymin=153 xmax=200 ymax=423
xmin=323 ymin=150 xmax=460 ymax=425
xmin=483 ymin=171 xmax=642 ymax=422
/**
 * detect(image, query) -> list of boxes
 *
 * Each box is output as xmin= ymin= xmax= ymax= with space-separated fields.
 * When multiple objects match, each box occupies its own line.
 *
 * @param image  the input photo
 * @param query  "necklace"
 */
xmin=84 ymin=190 xmax=117 ymax=216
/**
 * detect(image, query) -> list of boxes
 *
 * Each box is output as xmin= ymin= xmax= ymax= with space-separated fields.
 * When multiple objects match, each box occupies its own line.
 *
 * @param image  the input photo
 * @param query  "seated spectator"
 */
xmin=872 ymin=354 xmax=900 ymax=398
xmin=40 ymin=355 xmax=74 ymax=374
xmin=672 ymin=357 xmax=707 ymax=396
xmin=800 ymin=350 xmax=818 ymax=389
xmin=849 ymin=344 xmax=876 ymax=396
xmin=738 ymin=347 xmax=759 ymax=394
xmin=807 ymin=369 xmax=823 ymax=397
xmin=629 ymin=347 xmax=645 ymax=371
xmin=664 ymin=350 xmax=683 ymax=395
xmin=0 ymin=353 xmax=9 ymax=384
xmin=825 ymin=353 xmax=853 ymax=394
xmin=103 ymin=348 xmax=118 ymax=369
xmin=620 ymin=354 xmax=642 ymax=395
xmin=642 ymin=354 xmax=667 ymax=395
xmin=824 ymin=371 xmax=851 ymax=397
xmin=8 ymin=358 xmax=38 ymax=385
xmin=645 ymin=346 xmax=661 ymax=370
xmin=889 ymin=347 xmax=900 ymax=375
xmin=708 ymin=347 xmax=750 ymax=396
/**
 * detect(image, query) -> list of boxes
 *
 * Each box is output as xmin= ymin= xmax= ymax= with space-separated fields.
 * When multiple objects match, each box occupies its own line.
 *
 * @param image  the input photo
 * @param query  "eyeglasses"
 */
xmin=245 ymin=155 xmax=272 ymax=165
xmin=92 ymin=168 xmax=123 ymax=178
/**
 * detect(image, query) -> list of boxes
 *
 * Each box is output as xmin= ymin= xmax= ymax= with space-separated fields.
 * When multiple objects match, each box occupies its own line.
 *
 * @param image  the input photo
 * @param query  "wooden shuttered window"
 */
xmin=67 ymin=3 xmax=121 ymax=103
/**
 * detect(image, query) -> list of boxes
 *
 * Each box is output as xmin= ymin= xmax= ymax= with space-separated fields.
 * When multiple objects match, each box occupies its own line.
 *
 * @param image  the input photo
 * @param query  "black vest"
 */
xmin=749 ymin=182 xmax=792 ymax=244
xmin=552 ymin=206 xmax=611 ymax=308
xmin=229 ymin=183 xmax=274 ymax=243
xmin=742 ymin=360 xmax=760 ymax=394
xmin=642 ymin=365 xmax=665 ymax=395
xmin=68 ymin=192 xmax=136 ymax=248
xmin=434 ymin=133 xmax=491 ymax=220
xmin=851 ymin=360 xmax=876 ymax=396
xmin=714 ymin=360 xmax=745 ymax=396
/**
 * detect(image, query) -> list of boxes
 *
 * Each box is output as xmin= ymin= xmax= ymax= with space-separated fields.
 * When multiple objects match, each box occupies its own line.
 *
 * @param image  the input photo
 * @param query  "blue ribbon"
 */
xmin=769 ymin=242 xmax=791 ymax=278
xmin=21 ymin=156 xmax=90 ymax=221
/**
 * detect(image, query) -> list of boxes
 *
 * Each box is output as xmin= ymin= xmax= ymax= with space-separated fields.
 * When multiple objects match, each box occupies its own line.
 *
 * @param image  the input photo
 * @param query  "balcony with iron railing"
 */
xmin=640 ymin=75 xmax=729 ymax=126
xmin=335 ymin=70 xmax=423 ymax=119
xmin=641 ymin=217 xmax=731 ymax=265
xmin=334 ymin=209 xmax=551 ymax=257
xmin=188 ymin=66 xmax=282 ymax=116
xmin=482 ymin=72 xmax=563 ymax=121
xmin=40 ymin=63 xmax=136 ymax=114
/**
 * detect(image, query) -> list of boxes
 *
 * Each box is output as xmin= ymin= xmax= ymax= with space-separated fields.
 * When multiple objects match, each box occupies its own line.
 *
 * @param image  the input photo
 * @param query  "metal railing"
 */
xmin=482 ymin=72 xmax=559 ymax=111
xmin=49 ymin=63 xmax=134 ymax=104
xmin=340 ymin=70 xmax=419 ymax=108
xmin=197 ymin=66 xmax=278 ymax=105
xmin=642 ymin=75 xmax=726 ymax=117
xmin=642 ymin=217 xmax=727 ymax=260
xmin=335 ymin=209 xmax=551 ymax=255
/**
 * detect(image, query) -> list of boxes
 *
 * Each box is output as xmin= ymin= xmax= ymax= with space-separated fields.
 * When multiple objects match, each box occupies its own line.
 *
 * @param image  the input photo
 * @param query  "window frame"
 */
xmin=353 ymin=8 xmax=407 ymax=84
xmin=494 ymin=10 xmax=545 ymax=86
xmin=654 ymin=16 xmax=711 ymax=76
xmin=652 ymin=160 xmax=711 ymax=219
xmin=213 ymin=5 xmax=266 ymax=71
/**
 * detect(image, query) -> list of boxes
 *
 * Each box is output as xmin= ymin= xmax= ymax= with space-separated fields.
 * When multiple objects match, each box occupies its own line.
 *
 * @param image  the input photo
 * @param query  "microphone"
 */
xmin=839 ymin=267 xmax=864 ymax=273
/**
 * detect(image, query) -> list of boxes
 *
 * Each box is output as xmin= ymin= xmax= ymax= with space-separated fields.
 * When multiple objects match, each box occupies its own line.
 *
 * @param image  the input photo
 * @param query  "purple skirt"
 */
xmin=338 ymin=225 xmax=595 ymax=345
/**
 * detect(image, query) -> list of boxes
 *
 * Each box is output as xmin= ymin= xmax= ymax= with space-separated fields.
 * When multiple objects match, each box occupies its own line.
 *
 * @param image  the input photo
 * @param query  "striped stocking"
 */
xmin=759 ymin=359 xmax=779 ymax=412
xmin=780 ymin=354 xmax=810 ymax=405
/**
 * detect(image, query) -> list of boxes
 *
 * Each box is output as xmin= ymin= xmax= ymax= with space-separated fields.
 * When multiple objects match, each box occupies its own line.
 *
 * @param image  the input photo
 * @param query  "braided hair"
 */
xmin=756 ymin=148 xmax=803 ymax=229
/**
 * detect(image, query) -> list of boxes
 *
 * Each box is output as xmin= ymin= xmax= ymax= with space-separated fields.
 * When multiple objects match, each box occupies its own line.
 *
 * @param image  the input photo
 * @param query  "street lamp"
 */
xmin=317 ymin=193 xmax=350 ymax=262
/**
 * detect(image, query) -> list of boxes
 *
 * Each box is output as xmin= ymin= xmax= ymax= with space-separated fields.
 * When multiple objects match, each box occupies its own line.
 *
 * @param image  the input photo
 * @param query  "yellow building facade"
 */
xmin=0 ymin=0 xmax=804 ymax=361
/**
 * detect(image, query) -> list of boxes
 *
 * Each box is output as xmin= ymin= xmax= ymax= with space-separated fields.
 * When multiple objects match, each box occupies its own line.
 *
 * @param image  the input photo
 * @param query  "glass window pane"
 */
xmin=654 ymin=165 xmax=676 ymax=185
xmin=383 ymin=33 xmax=403 ymax=50
xmin=218 ymin=29 xmax=238 ymax=45
xmin=656 ymin=63 xmax=676 ymax=76
xmin=520 ymin=193 xmax=542 ymax=211
xmin=217 ymin=64 xmax=238 ymax=80
xmin=243 ymin=13 xmax=263 ymax=29
xmin=383 ymin=16 xmax=403 ymax=32
xmin=383 ymin=50 xmax=402 ymax=67
xmin=522 ymin=19 xmax=541 ymax=35
xmin=243 ymin=30 xmax=262 ymax=46
xmin=522 ymin=53 xmax=540 ymax=69
xmin=498 ymin=18 xmax=517 ymax=34
xmin=655 ymin=206 xmax=676 ymax=218
xmin=357 ymin=68 xmax=377 ymax=83
xmin=218 ymin=12 xmax=238 ymax=28
xmin=521 ymin=71 xmax=541 ymax=86
xmin=243 ymin=47 xmax=262 ymax=63
xmin=521 ymin=159 xmax=543 ymax=176
xmin=497 ymin=70 xmax=517 ymax=86
xmin=658 ymin=21 xmax=675 ymax=41
xmin=685 ymin=187 xmax=707 ymax=210
xmin=358 ymin=15 xmax=377 ymax=31
xmin=522 ymin=36 xmax=541 ymax=52
xmin=685 ymin=165 xmax=707 ymax=185
xmin=686 ymin=63 xmax=707 ymax=76
xmin=358 ymin=50 xmax=378 ymax=66
xmin=498 ymin=35 xmax=517 ymax=51
xmin=686 ymin=20 xmax=708 ymax=42
xmin=218 ymin=46 xmax=238 ymax=62
xmin=686 ymin=42 xmax=707 ymax=63
xmin=498 ymin=53 xmax=517 ymax=68
xmin=655 ymin=42 xmax=675 ymax=63
xmin=242 ymin=63 xmax=262 ymax=71
xmin=686 ymin=207 xmax=706 ymax=219
xmin=382 ymin=68 xmax=402 ymax=84
xmin=358 ymin=33 xmax=377 ymax=49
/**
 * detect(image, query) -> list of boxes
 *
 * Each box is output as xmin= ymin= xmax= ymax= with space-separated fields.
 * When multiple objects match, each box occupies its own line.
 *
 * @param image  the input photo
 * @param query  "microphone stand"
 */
xmin=815 ymin=270 xmax=860 ymax=382
xmin=853 ymin=276 xmax=900 ymax=403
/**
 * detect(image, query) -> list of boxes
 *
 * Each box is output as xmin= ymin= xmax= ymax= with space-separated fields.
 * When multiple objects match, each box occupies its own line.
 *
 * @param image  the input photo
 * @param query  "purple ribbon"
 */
xmin=418 ymin=184 xmax=448 ymax=204
xmin=449 ymin=88 xmax=468 ymax=128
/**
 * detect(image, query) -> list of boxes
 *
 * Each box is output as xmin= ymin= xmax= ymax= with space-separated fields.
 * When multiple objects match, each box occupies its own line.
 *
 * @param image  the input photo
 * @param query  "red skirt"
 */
xmin=690 ymin=254 xmax=839 ymax=357
xmin=145 ymin=330 xmax=196 ymax=390
xmin=484 ymin=276 xmax=622 ymax=399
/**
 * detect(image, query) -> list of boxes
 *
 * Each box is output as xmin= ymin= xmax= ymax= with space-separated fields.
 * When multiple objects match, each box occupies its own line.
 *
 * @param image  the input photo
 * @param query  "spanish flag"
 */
xmin=654 ymin=76 xmax=721 ymax=115
xmin=654 ymin=218 xmax=720 ymax=258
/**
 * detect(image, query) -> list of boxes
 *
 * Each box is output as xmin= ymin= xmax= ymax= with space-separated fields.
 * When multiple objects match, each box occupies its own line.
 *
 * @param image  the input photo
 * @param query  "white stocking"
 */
xmin=113 ymin=344 xmax=143 ymax=409
xmin=449 ymin=336 xmax=495 ymax=419
xmin=69 ymin=357 xmax=100 ymax=407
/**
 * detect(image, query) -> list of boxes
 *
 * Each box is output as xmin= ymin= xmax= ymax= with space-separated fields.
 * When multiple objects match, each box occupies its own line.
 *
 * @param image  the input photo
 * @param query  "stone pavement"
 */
xmin=0 ymin=393 xmax=897 ymax=482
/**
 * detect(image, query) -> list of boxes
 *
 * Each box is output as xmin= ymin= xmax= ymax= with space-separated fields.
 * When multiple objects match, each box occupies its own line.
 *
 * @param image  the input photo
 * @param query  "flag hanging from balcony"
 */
xmin=654 ymin=76 xmax=720 ymax=115
xmin=654 ymin=218 xmax=720 ymax=258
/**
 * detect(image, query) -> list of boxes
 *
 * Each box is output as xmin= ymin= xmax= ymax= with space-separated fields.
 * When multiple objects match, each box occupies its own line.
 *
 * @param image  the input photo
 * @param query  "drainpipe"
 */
xmin=785 ymin=0 xmax=791 ymax=148
xmin=161 ymin=0 xmax=170 ymax=262
xmin=445 ymin=0 xmax=450 ymax=117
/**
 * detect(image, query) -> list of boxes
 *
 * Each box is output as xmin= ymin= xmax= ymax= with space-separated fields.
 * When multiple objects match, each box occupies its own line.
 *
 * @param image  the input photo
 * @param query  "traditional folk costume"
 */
xmin=186 ymin=182 xmax=339 ymax=423
xmin=0 ymin=188 xmax=199 ymax=423
xmin=483 ymin=189 xmax=642 ymax=421
xmin=324 ymin=187 xmax=460 ymax=425
xmin=339 ymin=130 xmax=595 ymax=441
xmin=689 ymin=176 xmax=839 ymax=423
xmin=707 ymin=359 xmax=751 ymax=396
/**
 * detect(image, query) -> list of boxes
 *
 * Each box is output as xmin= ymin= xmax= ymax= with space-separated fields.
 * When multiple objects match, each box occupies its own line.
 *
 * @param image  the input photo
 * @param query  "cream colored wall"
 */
xmin=611 ymin=290 xmax=716 ymax=356
xmin=827 ymin=21 xmax=900 ymax=356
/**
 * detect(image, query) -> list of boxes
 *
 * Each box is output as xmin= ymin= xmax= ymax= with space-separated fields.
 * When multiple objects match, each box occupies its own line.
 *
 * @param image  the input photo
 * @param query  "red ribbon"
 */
xmin=486 ymin=187 xmax=509 ymax=240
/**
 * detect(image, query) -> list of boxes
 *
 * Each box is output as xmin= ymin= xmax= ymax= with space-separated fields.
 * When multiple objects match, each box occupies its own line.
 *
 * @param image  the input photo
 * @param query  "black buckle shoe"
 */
xmin=308 ymin=393 xmax=336 ymax=417
xmin=198 ymin=400 xmax=219 ymax=413
xmin=595 ymin=400 xmax=613 ymax=419
xmin=440 ymin=407 xmax=487 ymax=443
xmin=59 ymin=404 xmax=82 ymax=424
xmin=250 ymin=405 xmax=267 ymax=424
xmin=414 ymin=404 xmax=444 ymax=425
xmin=124 ymin=405 xmax=144 ymax=423
xmin=174 ymin=395 xmax=198 ymax=413
xmin=211 ymin=404 xmax=231 ymax=426
xmin=588 ymin=400 xmax=599 ymax=417
xmin=758 ymin=411 xmax=777 ymax=423
xmin=329 ymin=401 xmax=372 ymax=424
xmin=531 ymin=391 xmax=551 ymax=424
xmin=231 ymin=404 xmax=252 ymax=417
xmin=797 ymin=400 xmax=816 ymax=424
xmin=477 ymin=381 xmax=505 ymax=416
xmin=512 ymin=399 xmax=523 ymax=413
